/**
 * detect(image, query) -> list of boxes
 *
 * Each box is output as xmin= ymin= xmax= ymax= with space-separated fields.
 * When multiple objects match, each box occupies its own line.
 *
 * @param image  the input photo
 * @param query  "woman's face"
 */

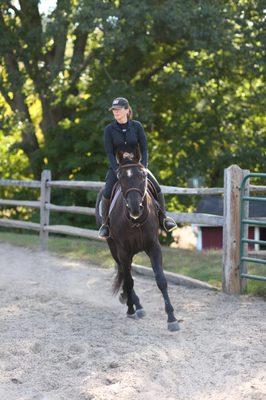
xmin=112 ymin=107 xmax=129 ymax=123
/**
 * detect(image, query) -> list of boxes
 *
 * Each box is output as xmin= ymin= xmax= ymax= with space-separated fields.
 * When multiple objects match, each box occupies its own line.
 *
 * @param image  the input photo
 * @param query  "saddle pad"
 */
xmin=109 ymin=186 xmax=122 ymax=216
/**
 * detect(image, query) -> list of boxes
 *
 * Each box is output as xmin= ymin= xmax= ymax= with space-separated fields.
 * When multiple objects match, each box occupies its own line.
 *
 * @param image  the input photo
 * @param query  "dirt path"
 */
xmin=0 ymin=242 xmax=265 ymax=400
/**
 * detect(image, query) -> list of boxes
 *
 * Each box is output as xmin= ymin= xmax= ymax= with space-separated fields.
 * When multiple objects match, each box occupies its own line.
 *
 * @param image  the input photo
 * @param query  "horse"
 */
xmin=96 ymin=150 xmax=180 ymax=332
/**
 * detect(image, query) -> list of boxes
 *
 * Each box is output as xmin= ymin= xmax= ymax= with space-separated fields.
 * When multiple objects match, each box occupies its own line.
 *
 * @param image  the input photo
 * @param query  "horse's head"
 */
xmin=116 ymin=150 xmax=147 ymax=219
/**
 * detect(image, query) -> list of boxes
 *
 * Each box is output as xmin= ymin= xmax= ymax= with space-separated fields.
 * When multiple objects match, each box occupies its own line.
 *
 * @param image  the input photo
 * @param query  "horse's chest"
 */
xmin=128 ymin=229 xmax=146 ymax=252
xmin=115 ymin=226 xmax=147 ymax=253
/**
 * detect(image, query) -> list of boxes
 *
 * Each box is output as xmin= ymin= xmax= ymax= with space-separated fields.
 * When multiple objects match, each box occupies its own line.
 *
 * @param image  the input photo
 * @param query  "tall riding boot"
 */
xmin=157 ymin=191 xmax=177 ymax=232
xmin=98 ymin=195 xmax=110 ymax=239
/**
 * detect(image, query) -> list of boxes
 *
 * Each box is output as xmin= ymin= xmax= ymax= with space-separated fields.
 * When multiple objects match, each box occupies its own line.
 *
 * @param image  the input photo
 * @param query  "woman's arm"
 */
xmin=137 ymin=122 xmax=148 ymax=167
xmin=104 ymin=126 xmax=118 ymax=172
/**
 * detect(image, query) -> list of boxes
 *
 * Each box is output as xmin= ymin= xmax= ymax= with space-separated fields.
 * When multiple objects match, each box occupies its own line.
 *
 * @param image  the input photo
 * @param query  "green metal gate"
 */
xmin=239 ymin=173 xmax=266 ymax=282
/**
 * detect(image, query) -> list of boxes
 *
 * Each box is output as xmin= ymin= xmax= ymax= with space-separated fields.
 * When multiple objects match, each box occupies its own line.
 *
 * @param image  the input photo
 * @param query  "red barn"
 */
xmin=195 ymin=196 xmax=266 ymax=251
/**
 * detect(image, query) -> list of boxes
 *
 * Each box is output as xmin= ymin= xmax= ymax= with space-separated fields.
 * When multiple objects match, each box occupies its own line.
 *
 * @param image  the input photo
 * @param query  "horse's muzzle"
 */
xmin=128 ymin=203 xmax=144 ymax=219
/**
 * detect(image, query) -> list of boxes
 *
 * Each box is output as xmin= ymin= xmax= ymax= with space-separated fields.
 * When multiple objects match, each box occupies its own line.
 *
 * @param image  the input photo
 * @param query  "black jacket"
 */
xmin=104 ymin=119 xmax=148 ymax=172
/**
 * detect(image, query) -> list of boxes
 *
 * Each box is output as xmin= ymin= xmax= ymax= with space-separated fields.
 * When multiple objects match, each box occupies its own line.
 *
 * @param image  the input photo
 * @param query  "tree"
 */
xmin=0 ymin=0 xmax=265 ymax=212
xmin=0 ymin=0 xmax=110 ymax=181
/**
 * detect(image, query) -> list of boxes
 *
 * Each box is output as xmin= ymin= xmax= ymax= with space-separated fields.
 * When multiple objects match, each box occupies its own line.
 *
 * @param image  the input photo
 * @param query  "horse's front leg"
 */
xmin=146 ymin=242 xmax=180 ymax=331
xmin=118 ymin=250 xmax=136 ymax=318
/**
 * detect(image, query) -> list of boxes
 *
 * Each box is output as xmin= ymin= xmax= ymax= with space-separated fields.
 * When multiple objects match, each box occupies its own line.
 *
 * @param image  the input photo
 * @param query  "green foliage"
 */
xmin=0 ymin=109 xmax=36 ymax=220
xmin=0 ymin=0 xmax=265 ymax=224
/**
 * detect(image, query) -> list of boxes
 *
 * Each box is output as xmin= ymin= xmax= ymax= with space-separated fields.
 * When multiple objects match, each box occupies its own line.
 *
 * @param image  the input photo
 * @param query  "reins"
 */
xmin=118 ymin=163 xmax=145 ymax=169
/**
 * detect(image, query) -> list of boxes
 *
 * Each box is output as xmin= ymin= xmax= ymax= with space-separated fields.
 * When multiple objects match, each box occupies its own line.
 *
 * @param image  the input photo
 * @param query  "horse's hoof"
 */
xmin=127 ymin=312 xmax=138 ymax=320
xmin=168 ymin=321 xmax=180 ymax=332
xmin=136 ymin=308 xmax=146 ymax=318
xmin=119 ymin=293 xmax=127 ymax=304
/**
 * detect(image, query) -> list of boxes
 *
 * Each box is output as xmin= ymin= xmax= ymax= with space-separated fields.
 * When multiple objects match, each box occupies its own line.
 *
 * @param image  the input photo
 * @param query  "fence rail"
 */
xmin=0 ymin=200 xmax=40 ymax=208
xmin=46 ymin=204 xmax=95 ymax=216
xmin=0 ymin=165 xmax=265 ymax=294
xmin=0 ymin=180 xmax=41 ymax=188
xmin=0 ymin=218 xmax=40 ymax=231
xmin=47 ymin=181 xmax=103 ymax=191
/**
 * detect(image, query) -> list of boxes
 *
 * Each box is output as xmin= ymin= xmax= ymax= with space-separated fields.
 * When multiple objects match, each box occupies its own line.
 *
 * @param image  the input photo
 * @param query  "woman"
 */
xmin=99 ymin=97 xmax=177 ymax=238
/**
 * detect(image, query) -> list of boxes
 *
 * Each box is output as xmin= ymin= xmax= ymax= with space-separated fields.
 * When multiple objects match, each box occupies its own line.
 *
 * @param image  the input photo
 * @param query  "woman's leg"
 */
xmin=147 ymin=171 xmax=177 ymax=232
xmin=99 ymin=169 xmax=118 ymax=239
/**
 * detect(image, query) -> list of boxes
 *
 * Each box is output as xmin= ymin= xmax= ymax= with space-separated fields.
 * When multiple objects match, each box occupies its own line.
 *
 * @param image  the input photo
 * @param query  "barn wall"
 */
xmin=201 ymin=226 xmax=255 ymax=250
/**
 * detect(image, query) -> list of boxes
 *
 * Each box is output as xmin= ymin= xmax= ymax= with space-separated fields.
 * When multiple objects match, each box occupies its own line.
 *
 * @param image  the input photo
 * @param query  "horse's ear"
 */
xmin=116 ymin=151 xmax=124 ymax=165
xmin=133 ymin=145 xmax=141 ymax=163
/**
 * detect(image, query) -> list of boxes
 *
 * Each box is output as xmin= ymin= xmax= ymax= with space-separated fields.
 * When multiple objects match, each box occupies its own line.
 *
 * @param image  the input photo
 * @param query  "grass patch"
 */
xmin=0 ymin=230 xmax=114 ymax=268
xmin=134 ymin=247 xmax=222 ymax=288
xmin=0 ymin=230 xmax=265 ymax=297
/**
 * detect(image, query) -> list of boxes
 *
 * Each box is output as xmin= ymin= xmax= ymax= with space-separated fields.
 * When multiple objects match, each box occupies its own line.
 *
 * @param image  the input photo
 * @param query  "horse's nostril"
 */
xmin=130 ymin=211 xmax=141 ymax=219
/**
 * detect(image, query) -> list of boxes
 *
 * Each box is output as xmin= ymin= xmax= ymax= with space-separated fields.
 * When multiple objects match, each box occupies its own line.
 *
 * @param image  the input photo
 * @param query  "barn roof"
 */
xmin=196 ymin=195 xmax=266 ymax=217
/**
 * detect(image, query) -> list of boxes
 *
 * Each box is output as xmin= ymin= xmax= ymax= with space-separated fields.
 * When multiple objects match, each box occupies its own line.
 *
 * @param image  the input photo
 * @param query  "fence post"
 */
xmin=39 ymin=170 xmax=51 ymax=251
xmin=222 ymin=165 xmax=249 ymax=294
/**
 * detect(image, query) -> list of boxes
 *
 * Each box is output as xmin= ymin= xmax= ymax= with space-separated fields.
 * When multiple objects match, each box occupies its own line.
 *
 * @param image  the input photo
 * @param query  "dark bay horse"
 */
xmin=96 ymin=151 xmax=180 ymax=332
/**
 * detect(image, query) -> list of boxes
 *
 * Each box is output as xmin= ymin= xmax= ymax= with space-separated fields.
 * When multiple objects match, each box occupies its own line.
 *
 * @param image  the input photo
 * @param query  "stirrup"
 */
xmin=163 ymin=217 xmax=177 ymax=232
xmin=98 ymin=224 xmax=110 ymax=239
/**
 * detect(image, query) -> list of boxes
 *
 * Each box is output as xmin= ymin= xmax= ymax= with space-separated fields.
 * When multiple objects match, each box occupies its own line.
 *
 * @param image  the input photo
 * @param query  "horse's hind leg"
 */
xmin=146 ymin=243 xmax=180 ymax=331
xmin=120 ymin=286 xmax=146 ymax=317
xmin=132 ymin=289 xmax=146 ymax=318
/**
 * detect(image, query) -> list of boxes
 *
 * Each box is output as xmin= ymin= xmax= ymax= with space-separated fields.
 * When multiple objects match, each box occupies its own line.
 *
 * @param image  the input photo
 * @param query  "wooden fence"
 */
xmin=0 ymin=165 xmax=265 ymax=294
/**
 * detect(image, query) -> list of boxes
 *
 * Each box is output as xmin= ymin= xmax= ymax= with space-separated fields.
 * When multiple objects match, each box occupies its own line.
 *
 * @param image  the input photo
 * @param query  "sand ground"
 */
xmin=0 ymin=242 xmax=265 ymax=400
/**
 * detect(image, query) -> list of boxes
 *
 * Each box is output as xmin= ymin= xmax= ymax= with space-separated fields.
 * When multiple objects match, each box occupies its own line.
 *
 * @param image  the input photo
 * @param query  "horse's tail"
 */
xmin=112 ymin=266 xmax=124 ymax=295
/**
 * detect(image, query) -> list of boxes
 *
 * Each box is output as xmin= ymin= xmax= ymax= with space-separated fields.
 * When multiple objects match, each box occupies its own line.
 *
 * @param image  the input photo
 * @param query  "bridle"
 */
xmin=117 ymin=163 xmax=147 ymax=204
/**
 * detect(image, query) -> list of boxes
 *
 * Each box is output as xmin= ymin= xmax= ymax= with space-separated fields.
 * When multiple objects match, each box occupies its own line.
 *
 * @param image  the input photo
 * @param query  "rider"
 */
xmin=99 ymin=97 xmax=177 ymax=239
